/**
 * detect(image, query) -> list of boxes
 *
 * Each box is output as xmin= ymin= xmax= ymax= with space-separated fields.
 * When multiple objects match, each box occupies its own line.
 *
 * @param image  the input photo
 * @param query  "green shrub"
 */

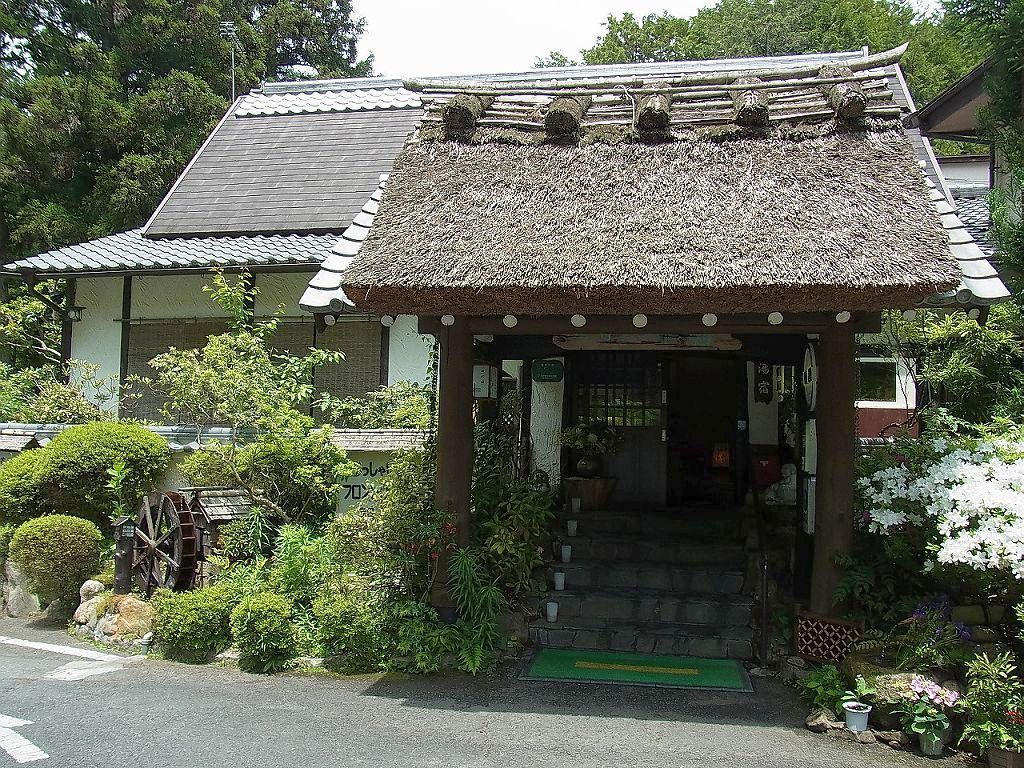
xmin=799 ymin=664 xmax=847 ymax=716
xmin=8 ymin=514 xmax=103 ymax=601
xmin=312 ymin=586 xmax=393 ymax=672
xmin=0 ymin=450 xmax=51 ymax=526
xmin=230 ymin=591 xmax=296 ymax=672
xmin=40 ymin=422 xmax=170 ymax=527
xmin=269 ymin=524 xmax=336 ymax=604
xmin=0 ymin=523 xmax=16 ymax=561
xmin=153 ymin=583 xmax=238 ymax=663
xmin=321 ymin=380 xmax=431 ymax=429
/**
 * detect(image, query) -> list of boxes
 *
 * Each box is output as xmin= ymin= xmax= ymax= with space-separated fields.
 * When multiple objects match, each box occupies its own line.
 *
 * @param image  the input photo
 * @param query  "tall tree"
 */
xmin=537 ymin=0 xmax=984 ymax=105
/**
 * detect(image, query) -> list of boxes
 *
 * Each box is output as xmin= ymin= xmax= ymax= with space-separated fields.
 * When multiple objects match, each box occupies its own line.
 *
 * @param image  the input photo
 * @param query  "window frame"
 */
xmin=855 ymin=355 xmax=916 ymax=410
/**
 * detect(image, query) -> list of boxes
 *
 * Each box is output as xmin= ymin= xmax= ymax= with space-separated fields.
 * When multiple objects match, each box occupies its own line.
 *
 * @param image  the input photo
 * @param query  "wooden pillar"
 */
xmin=809 ymin=325 xmax=857 ymax=615
xmin=434 ymin=320 xmax=475 ymax=548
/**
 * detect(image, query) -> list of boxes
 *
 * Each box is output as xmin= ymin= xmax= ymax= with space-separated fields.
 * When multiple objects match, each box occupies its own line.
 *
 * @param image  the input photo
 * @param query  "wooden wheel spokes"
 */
xmin=132 ymin=492 xmax=198 ymax=595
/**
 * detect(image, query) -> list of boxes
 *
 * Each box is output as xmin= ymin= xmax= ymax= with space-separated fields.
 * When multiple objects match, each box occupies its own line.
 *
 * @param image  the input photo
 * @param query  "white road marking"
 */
xmin=44 ymin=657 xmax=142 ymax=681
xmin=0 ymin=636 xmax=119 ymax=662
xmin=0 ymin=715 xmax=48 ymax=763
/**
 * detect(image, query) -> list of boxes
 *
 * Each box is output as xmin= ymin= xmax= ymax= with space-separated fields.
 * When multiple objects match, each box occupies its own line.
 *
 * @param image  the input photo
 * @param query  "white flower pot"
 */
xmin=570 ymin=496 xmax=582 ymax=514
xmin=842 ymin=702 xmax=871 ymax=733
xmin=919 ymin=733 xmax=943 ymax=757
xmin=553 ymin=571 xmax=565 ymax=591
xmin=560 ymin=544 xmax=572 ymax=564
xmin=566 ymin=519 xmax=578 ymax=537
xmin=545 ymin=601 xmax=559 ymax=622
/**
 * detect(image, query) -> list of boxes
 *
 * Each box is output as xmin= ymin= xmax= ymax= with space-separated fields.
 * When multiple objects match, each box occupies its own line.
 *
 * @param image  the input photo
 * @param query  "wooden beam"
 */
xmin=434 ymin=320 xmax=475 ymax=548
xmin=442 ymin=94 xmax=492 ymax=133
xmin=809 ymin=325 xmax=858 ymax=615
xmin=637 ymin=93 xmax=672 ymax=134
xmin=818 ymin=64 xmax=866 ymax=121
xmin=545 ymin=96 xmax=592 ymax=137
xmin=419 ymin=312 xmax=882 ymax=336
xmin=732 ymin=77 xmax=770 ymax=126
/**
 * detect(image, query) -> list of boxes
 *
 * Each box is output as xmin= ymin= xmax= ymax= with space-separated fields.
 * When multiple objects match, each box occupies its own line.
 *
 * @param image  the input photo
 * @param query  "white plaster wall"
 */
xmin=387 ymin=315 xmax=433 ymax=385
xmin=254 ymin=271 xmax=318 ymax=317
xmin=132 ymin=275 xmax=230 ymax=319
xmin=336 ymin=450 xmax=395 ymax=514
xmin=937 ymin=156 xmax=990 ymax=189
xmin=747 ymin=361 xmax=779 ymax=445
xmin=530 ymin=358 xmax=565 ymax=485
xmin=71 ymin=277 xmax=124 ymax=409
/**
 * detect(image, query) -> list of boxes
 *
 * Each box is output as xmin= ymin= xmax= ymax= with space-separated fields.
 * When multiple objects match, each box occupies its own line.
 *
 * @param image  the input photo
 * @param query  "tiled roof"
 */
xmin=2 ymin=229 xmax=336 ymax=276
xmin=921 ymin=180 xmax=1008 ymax=307
xmin=0 ymin=429 xmax=39 ymax=453
xmin=184 ymin=488 xmax=253 ymax=522
xmin=143 ymin=106 xmax=422 ymax=238
xmin=331 ymin=428 xmax=426 ymax=452
xmin=236 ymin=80 xmax=420 ymax=116
xmin=952 ymin=191 xmax=994 ymax=256
xmin=299 ymin=176 xmax=386 ymax=312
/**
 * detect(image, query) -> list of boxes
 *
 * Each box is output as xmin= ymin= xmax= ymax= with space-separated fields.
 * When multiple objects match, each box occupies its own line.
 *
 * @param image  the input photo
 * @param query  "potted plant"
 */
xmin=894 ymin=676 xmax=959 ymax=757
xmin=840 ymin=676 xmax=875 ymax=733
xmin=559 ymin=422 xmax=624 ymax=509
xmin=961 ymin=653 xmax=1024 ymax=768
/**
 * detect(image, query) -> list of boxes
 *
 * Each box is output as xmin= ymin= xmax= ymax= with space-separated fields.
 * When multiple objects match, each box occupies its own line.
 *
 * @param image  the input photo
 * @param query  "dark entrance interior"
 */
xmin=665 ymin=356 xmax=744 ymax=506
xmin=568 ymin=351 xmax=744 ymax=508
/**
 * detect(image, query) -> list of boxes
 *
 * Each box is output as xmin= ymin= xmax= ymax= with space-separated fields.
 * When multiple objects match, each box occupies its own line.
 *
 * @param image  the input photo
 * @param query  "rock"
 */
xmin=748 ymin=666 xmax=772 ymax=678
xmin=841 ymin=650 xmax=945 ymax=730
xmin=3 ymin=561 xmax=40 ymax=617
xmin=39 ymin=597 xmax=74 ymax=624
xmin=968 ymin=626 xmax=1002 ymax=643
xmin=874 ymin=730 xmax=912 ymax=750
xmin=952 ymin=605 xmax=1006 ymax=626
xmin=806 ymin=709 xmax=843 ymax=734
xmin=498 ymin=611 xmax=528 ymax=642
xmin=216 ymin=649 xmax=241 ymax=662
xmin=295 ymin=656 xmax=324 ymax=668
xmin=73 ymin=595 xmax=102 ymax=626
xmin=79 ymin=580 xmax=105 ymax=602
xmin=940 ymin=679 xmax=963 ymax=695
xmin=781 ymin=656 xmax=810 ymax=683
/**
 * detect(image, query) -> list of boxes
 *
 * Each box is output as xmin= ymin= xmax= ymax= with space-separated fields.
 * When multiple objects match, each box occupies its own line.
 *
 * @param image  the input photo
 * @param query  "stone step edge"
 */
xmin=541 ymin=588 xmax=756 ymax=604
xmin=527 ymin=619 xmax=754 ymax=640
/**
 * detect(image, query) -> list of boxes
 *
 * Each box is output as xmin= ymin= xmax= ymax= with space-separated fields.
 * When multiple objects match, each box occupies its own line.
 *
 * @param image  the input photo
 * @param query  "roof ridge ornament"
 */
xmin=732 ymin=76 xmax=770 ymax=127
xmin=817 ymin=64 xmax=867 ymax=121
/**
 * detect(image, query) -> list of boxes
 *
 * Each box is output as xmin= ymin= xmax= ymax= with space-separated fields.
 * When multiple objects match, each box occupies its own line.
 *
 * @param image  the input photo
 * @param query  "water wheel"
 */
xmin=133 ymin=492 xmax=199 ymax=596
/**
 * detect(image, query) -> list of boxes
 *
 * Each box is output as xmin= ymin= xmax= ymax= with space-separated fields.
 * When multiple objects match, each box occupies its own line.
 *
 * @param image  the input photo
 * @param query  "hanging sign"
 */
xmin=531 ymin=359 xmax=564 ymax=383
xmin=754 ymin=361 xmax=773 ymax=404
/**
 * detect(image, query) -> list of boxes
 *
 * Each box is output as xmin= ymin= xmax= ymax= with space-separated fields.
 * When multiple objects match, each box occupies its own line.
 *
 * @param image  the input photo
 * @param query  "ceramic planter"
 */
xmin=842 ymin=702 xmax=872 ymax=733
xmin=566 ymin=519 xmax=578 ymax=537
xmin=560 ymin=544 xmax=572 ymax=564
xmin=919 ymin=733 xmax=944 ymax=757
xmin=545 ymin=601 xmax=558 ymax=623
xmin=553 ymin=571 xmax=565 ymax=591
xmin=990 ymin=748 xmax=1024 ymax=768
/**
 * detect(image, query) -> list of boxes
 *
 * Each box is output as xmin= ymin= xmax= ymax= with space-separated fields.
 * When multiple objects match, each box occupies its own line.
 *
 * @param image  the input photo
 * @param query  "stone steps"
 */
xmin=555 ymin=560 xmax=746 ymax=594
xmin=528 ymin=616 xmax=754 ymax=659
xmin=562 ymin=535 xmax=746 ymax=565
xmin=549 ymin=589 xmax=754 ymax=626
xmin=557 ymin=508 xmax=746 ymax=539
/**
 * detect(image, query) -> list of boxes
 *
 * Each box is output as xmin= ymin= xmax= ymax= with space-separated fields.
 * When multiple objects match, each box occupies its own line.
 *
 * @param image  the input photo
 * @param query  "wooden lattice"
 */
xmin=795 ymin=610 xmax=864 ymax=663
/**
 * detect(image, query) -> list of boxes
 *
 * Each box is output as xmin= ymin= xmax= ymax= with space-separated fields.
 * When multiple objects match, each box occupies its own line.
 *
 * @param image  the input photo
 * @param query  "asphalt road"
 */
xmin=0 ymin=619 xmax=976 ymax=768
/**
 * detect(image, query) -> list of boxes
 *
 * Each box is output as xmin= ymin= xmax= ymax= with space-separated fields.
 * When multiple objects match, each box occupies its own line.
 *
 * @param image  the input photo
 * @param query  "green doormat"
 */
xmin=521 ymin=648 xmax=752 ymax=692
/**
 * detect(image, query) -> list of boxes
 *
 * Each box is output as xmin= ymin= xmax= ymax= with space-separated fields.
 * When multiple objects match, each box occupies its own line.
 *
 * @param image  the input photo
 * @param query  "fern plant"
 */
xmin=448 ymin=548 xmax=505 ymax=674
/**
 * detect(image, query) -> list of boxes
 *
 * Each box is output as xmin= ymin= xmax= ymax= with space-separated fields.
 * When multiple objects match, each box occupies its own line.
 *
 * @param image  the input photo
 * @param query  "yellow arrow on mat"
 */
xmin=575 ymin=661 xmax=699 ymax=676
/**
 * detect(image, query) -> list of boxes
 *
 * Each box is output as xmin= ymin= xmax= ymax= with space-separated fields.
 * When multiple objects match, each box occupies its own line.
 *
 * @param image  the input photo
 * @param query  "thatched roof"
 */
xmin=338 ymin=48 xmax=963 ymax=316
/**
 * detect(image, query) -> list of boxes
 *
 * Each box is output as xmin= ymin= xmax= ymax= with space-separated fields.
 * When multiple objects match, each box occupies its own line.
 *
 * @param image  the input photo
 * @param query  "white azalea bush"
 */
xmin=858 ymin=437 xmax=1024 ymax=583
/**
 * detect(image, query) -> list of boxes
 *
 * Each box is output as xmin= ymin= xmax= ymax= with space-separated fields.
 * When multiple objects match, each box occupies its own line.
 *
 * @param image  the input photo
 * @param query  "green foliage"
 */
xmin=799 ymin=664 xmax=847 ymax=716
xmin=392 ymin=601 xmax=457 ymax=674
xmin=230 ymin=592 xmax=296 ymax=673
xmin=891 ymin=605 xmax=970 ymax=671
xmin=144 ymin=271 xmax=356 ymax=523
xmin=559 ymin=422 xmax=625 ymax=457
xmin=961 ymin=653 xmax=1024 ymax=751
xmin=153 ymin=583 xmax=239 ymax=663
xmin=39 ymin=422 xmax=170 ymax=528
xmin=894 ymin=697 xmax=951 ymax=739
xmin=217 ymin=509 xmax=275 ymax=562
xmin=8 ymin=514 xmax=103 ymax=601
xmin=312 ymin=585 xmax=393 ymax=672
xmin=319 ymin=381 xmax=432 ymax=429
xmin=0 ymin=450 xmax=50 ymax=527
xmin=327 ymin=450 xmax=452 ymax=602
xmin=0 ymin=362 xmax=125 ymax=423
xmin=841 ymin=676 xmax=877 ymax=707
xmin=0 ymin=523 xmax=14 ymax=561
xmin=538 ymin=2 xmax=984 ymax=106
xmin=473 ymin=425 xmax=555 ymax=598
xmin=268 ymin=524 xmax=336 ymax=604
xmin=447 ymin=548 xmax=505 ymax=675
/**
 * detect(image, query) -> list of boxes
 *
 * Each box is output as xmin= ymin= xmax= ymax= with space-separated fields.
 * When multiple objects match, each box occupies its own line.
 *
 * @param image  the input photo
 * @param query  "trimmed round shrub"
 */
xmin=0 ymin=523 xmax=15 ymax=561
xmin=312 ymin=588 xmax=393 ymax=672
xmin=0 ymin=450 xmax=51 ymax=526
xmin=152 ymin=583 xmax=238 ymax=663
xmin=9 ymin=514 xmax=103 ymax=602
xmin=40 ymin=422 xmax=170 ymax=527
xmin=230 ymin=592 xmax=296 ymax=673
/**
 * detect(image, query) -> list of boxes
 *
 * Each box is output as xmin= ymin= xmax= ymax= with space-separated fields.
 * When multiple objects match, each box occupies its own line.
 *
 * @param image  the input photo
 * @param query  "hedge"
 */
xmin=8 ymin=515 xmax=103 ymax=602
xmin=230 ymin=592 xmax=296 ymax=673
xmin=152 ymin=583 xmax=239 ymax=663
xmin=0 ymin=422 xmax=170 ymax=529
